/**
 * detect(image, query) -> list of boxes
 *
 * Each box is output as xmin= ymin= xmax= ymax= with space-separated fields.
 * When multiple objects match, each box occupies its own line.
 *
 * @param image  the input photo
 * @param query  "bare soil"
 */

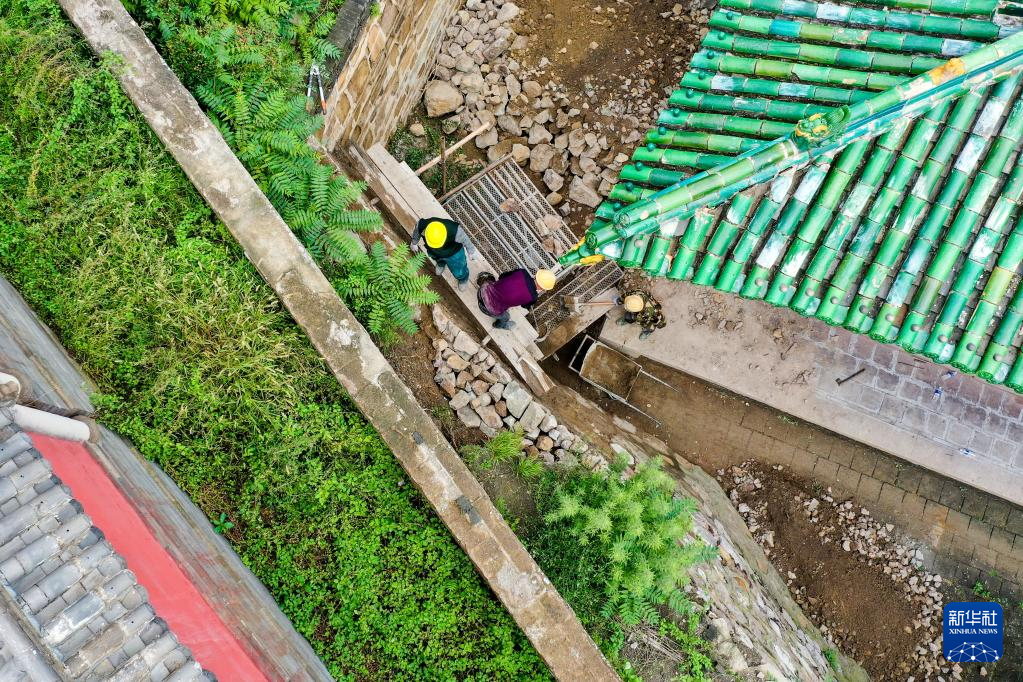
xmin=726 ymin=464 xmax=924 ymax=681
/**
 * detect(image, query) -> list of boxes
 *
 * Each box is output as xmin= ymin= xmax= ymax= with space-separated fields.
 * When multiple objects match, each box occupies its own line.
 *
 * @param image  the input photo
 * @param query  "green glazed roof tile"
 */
xmin=565 ymin=0 xmax=1023 ymax=393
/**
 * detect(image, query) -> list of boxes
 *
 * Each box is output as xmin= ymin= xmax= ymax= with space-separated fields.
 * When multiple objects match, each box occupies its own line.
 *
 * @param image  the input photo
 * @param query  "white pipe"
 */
xmin=10 ymin=405 xmax=92 ymax=443
xmin=0 ymin=372 xmax=20 ymax=407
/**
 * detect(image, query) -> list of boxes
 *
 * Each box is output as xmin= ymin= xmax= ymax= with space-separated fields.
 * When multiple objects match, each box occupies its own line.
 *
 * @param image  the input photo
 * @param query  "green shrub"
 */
xmin=335 ymin=242 xmax=439 ymax=345
xmin=526 ymin=458 xmax=715 ymax=678
xmin=543 ymin=457 xmax=716 ymax=626
xmin=126 ymin=0 xmax=434 ymax=343
xmin=0 ymin=5 xmax=549 ymax=679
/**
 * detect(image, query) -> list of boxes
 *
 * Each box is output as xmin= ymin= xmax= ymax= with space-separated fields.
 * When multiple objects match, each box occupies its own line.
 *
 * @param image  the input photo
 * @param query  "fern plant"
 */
xmin=335 ymin=242 xmax=439 ymax=345
xmin=150 ymin=19 xmax=439 ymax=344
xmin=545 ymin=457 xmax=716 ymax=626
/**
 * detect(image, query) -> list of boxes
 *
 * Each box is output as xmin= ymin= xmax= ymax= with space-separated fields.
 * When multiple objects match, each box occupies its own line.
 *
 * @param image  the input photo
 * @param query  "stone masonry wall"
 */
xmin=321 ymin=0 xmax=459 ymax=150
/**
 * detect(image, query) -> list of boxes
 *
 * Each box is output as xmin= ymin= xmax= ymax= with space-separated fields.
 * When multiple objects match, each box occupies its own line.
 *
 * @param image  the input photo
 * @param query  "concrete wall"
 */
xmin=321 ymin=0 xmax=458 ymax=149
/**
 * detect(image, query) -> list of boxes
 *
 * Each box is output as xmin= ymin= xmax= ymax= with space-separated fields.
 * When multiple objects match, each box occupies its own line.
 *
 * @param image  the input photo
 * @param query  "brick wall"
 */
xmin=321 ymin=0 xmax=458 ymax=150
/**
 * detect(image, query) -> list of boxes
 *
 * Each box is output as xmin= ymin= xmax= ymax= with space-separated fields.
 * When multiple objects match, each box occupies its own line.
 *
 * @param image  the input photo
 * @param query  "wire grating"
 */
xmin=443 ymin=157 xmax=577 ymax=275
xmin=529 ymin=260 xmax=623 ymax=338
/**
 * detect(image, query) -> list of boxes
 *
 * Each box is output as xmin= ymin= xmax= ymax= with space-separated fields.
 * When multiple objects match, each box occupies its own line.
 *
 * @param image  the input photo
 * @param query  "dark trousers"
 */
xmin=432 ymin=248 xmax=469 ymax=282
xmin=477 ymin=279 xmax=513 ymax=328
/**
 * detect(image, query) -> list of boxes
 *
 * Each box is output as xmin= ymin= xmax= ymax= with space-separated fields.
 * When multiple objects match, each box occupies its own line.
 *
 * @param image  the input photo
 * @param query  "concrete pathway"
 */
xmin=601 ymin=280 xmax=1023 ymax=507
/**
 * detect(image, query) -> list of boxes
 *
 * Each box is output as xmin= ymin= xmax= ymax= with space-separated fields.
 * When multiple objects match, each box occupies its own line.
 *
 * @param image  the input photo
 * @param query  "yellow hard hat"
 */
xmin=623 ymin=294 xmax=645 ymax=313
xmin=535 ymin=269 xmax=556 ymax=291
xmin=424 ymin=221 xmax=448 ymax=249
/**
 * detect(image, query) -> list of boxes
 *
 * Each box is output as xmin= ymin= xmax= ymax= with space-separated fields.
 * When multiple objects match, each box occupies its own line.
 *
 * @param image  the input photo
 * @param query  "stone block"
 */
xmin=503 ymin=382 xmax=531 ymax=419
xmin=456 ymin=406 xmax=481 ymax=428
xmin=519 ymin=402 xmax=546 ymax=433
xmin=856 ymin=476 xmax=882 ymax=503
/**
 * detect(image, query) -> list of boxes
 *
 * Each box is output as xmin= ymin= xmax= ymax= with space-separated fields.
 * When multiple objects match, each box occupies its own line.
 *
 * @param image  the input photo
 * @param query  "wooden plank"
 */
xmin=342 ymin=144 xmax=554 ymax=395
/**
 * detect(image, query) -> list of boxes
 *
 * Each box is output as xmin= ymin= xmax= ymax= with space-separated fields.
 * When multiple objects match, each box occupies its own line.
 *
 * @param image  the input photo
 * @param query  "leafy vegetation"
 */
xmin=125 ymin=0 xmax=435 ymax=342
xmin=462 ymin=429 xmax=526 ymax=469
xmin=543 ymin=458 xmax=716 ymax=627
xmin=524 ymin=457 xmax=716 ymax=680
xmin=0 ymin=4 xmax=549 ymax=679
xmin=335 ymin=242 xmax=438 ymax=345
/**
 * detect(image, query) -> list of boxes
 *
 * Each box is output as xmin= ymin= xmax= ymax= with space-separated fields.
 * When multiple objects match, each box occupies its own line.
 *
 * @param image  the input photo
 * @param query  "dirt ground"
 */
xmin=725 ymin=464 xmax=927 ymax=681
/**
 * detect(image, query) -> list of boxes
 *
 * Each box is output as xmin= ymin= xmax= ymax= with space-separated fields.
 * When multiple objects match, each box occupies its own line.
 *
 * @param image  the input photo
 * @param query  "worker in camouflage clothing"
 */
xmin=616 ymin=289 xmax=666 ymax=340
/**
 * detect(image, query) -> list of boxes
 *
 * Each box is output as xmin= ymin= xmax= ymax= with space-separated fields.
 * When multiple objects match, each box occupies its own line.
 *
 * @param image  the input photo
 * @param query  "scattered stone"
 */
xmin=453 ymin=331 xmax=480 ymax=356
xmin=503 ymin=382 xmax=531 ymax=418
xmin=424 ymin=80 xmax=463 ymax=117
xmin=543 ymin=169 xmax=564 ymax=192
xmin=450 ymin=390 xmax=473 ymax=410
xmin=496 ymin=2 xmax=519 ymax=22
xmin=409 ymin=122 xmax=426 ymax=137
xmin=511 ymin=144 xmax=531 ymax=164
xmin=457 ymin=406 xmax=481 ymax=428
xmin=568 ymin=177 xmax=602 ymax=207
xmin=519 ymin=401 xmax=547 ymax=433
xmin=529 ymin=144 xmax=556 ymax=173
xmin=475 ymin=405 xmax=504 ymax=429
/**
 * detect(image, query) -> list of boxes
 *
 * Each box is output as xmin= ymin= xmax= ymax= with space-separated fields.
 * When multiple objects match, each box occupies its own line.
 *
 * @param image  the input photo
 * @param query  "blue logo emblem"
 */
xmin=943 ymin=602 xmax=1003 ymax=663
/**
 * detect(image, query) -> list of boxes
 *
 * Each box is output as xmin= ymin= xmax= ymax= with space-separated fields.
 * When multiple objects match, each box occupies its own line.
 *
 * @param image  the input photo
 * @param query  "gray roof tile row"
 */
xmin=0 ymin=409 xmax=213 ymax=681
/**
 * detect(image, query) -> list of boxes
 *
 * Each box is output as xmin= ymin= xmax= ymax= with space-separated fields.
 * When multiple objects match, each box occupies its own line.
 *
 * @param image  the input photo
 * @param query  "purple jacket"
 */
xmin=481 ymin=269 xmax=538 ymax=316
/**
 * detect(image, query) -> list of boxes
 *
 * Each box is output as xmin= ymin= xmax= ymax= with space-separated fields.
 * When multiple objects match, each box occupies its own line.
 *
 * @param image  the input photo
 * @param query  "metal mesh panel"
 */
xmin=443 ymin=157 xmax=576 ymax=275
xmin=529 ymin=260 xmax=623 ymax=337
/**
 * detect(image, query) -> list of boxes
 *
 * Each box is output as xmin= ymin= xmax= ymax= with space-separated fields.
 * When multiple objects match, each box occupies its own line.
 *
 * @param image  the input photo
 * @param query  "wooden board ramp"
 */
xmin=343 ymin=142 xmax=555 ymax=395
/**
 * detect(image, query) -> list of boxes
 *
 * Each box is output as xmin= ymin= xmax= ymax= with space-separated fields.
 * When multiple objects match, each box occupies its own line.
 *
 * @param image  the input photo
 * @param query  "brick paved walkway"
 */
xmin=613 ymin=361 xmax=1023 ymax=600
xmin=599 ymin=283 xmax=1023 ymax=599
xmin=601 ymin=281 xmax=1023 ymax=506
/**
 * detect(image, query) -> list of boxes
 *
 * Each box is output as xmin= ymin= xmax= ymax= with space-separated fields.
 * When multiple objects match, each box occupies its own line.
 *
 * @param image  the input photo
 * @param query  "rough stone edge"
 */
xmin=54 ymin=0 xmax=617 ymax=678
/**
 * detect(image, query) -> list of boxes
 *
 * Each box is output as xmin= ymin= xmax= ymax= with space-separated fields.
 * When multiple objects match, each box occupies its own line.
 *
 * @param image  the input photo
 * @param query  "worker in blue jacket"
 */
xmin=411 ymin=217 xmax=477 ymax=291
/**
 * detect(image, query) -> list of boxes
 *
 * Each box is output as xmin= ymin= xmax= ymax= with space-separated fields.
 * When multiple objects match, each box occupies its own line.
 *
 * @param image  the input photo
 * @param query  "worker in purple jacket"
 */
xmin=477 ymin=268 xmax=556 ymax=329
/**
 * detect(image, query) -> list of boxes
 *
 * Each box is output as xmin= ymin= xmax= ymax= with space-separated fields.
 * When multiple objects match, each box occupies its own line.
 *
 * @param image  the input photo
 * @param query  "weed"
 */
xmin=213 ymin=512 xmax=235 ymax=534
xmin=516 ymin=455 xmax=545 ymax=480
xmin=823 ymin=647 xmax=841 ymax=672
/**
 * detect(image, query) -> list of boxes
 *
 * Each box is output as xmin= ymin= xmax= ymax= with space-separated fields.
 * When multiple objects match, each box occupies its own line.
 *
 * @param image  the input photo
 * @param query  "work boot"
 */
xmin=435 ymin=264 xmax=444 ymax=276
xmin=639 ymin=330 xmax=652 ymax=340
xmin=457 ymin=279 xmax=468 ymax=292
xmin=493 ymin=320 xmax=515 ymax=330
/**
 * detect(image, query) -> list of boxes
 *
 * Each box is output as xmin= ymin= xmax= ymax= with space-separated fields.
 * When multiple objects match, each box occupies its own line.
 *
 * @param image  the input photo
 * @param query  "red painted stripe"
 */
xmin=30 ymin=433 xmax=268 ymax=682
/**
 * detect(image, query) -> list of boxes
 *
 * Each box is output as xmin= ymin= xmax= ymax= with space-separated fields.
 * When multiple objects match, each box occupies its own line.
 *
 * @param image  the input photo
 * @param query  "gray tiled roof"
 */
xmin=0 ymin=409 xmax=213 ymax=681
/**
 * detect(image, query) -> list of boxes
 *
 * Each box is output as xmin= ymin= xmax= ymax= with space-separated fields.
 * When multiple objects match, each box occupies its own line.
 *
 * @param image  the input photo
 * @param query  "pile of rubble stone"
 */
xmin=432 ymin=307 xmax=609 ymax=470
xmin=722 ymin=462 xmax=963 ymax=682
xmin=423 ymin=0 xmax=707 ymax=216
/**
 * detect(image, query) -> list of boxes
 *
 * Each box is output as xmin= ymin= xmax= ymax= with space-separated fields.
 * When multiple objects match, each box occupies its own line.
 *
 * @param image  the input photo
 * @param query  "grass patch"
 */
xmin=0 ymin=3 xmax=548 ymax=679
xmin=389 ymin=115 xmax=484 ymax=197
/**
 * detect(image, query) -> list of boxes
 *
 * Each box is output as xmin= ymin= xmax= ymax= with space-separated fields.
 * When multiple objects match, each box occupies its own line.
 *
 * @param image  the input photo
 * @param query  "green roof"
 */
xmin=564 ymin=0 xmax=1023 ymax=392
